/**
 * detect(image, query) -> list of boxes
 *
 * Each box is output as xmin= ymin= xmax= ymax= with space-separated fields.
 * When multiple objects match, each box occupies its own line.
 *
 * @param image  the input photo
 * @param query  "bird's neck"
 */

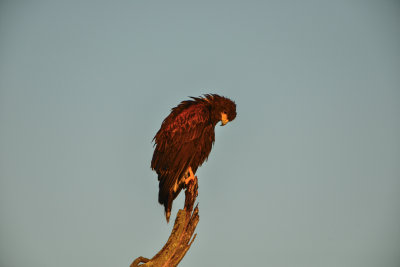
xmin=203 ymin=98 xmax=222 ymax=127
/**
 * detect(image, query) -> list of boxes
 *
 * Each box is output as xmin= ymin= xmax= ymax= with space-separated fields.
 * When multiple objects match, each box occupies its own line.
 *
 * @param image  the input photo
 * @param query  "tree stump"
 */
xmin=131 ymin=176 xmax=199 ymax=267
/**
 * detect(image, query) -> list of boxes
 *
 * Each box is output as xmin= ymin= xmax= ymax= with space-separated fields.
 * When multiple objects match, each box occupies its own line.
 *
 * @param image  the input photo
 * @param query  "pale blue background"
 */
xmin=1 ymin=1 xmax=399 ymax=266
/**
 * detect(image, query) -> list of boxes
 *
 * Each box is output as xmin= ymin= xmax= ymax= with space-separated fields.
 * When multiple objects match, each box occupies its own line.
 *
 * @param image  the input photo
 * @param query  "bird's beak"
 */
xmin=220 ymin=113 xmax=229 ymax=126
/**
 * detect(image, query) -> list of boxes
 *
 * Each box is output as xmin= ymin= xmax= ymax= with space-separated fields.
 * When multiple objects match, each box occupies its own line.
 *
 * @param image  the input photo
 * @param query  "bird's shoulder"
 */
xmin=164 ymin=102 xmax=210 ymax=130
xmin=153 ymin=102 xmax=210 ymax=145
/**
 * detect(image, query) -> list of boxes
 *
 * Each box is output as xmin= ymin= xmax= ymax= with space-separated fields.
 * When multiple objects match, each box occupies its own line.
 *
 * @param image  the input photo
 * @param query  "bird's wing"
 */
xmin=152 ymin=104 xmax=210 ymax=189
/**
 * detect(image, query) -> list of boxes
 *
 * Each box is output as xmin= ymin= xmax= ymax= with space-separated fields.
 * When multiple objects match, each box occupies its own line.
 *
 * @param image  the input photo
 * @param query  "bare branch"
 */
xmin=131 ymin=177 xmax=199 ymax=267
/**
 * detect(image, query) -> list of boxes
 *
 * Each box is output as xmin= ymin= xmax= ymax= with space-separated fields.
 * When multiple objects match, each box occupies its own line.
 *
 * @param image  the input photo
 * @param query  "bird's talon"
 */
xmin=184 ymin=175 xmax=195 ymax=184
xmin=184 ymin=167 xmax=195 ymax=185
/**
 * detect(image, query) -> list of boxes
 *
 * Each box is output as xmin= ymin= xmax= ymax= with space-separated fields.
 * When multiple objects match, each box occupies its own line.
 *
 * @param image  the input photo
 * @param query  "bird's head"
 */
xmin=204 ymin=94 xmax=237 ymax=126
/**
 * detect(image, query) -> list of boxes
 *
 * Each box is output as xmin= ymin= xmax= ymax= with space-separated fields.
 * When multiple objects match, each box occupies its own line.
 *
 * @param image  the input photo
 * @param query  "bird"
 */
xmin=151 ymin=94 xmax=237 ymax=222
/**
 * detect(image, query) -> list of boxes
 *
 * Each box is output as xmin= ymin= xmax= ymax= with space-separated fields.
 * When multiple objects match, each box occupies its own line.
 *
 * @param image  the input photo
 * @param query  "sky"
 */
xmin=0 ymin=1 xmax=399 ymax=266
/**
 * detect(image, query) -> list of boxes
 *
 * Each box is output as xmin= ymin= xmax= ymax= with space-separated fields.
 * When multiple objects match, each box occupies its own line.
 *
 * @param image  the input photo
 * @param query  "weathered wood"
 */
xmin=131 ymin=177 xmax=199 ymax=267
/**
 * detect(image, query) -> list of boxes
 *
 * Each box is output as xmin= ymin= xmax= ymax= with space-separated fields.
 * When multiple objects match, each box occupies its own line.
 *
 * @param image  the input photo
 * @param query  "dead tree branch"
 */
xmin=131 ymin=177 xmax=199 ymax=267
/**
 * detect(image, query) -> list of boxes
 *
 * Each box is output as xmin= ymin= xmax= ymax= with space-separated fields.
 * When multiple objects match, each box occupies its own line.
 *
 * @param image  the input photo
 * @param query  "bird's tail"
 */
xmin=164 ymin=203 xmax=171 ymax=223
xmin=158 ymin=177 xmax=172 ymax=223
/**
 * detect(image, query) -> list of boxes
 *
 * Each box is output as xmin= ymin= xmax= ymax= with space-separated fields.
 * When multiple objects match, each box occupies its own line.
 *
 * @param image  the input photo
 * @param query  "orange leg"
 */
xmin=184 ymin=167 xmax=195 ymax=184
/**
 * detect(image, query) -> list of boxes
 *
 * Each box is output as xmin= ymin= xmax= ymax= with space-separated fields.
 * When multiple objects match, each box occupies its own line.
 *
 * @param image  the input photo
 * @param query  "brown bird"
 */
xmin=151 ymin=94 xmax=237 ymax=222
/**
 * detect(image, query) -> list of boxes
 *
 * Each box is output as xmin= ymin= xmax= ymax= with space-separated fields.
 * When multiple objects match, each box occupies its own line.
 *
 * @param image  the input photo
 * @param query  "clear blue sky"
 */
xmin=1 ymin=1 xmax=399 ymax=266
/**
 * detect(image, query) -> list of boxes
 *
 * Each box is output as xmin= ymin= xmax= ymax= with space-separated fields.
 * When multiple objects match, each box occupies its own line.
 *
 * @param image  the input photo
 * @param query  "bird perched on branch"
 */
xmin=151 ymin=94 xmax=237 ymax=222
